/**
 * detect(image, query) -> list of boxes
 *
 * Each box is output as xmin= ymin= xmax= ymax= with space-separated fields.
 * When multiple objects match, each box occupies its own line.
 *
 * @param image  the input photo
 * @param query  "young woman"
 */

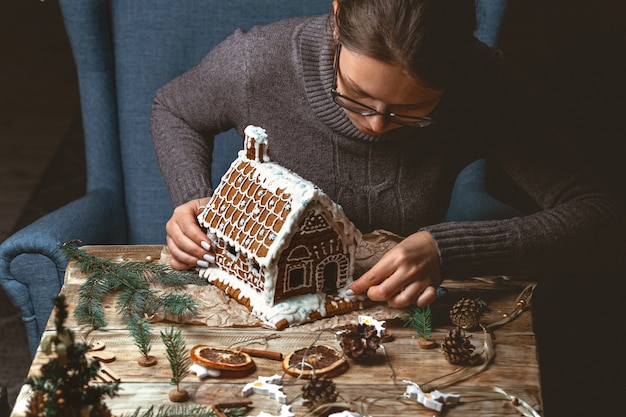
xmin=151 ymin=0 xmax=625 ymax=310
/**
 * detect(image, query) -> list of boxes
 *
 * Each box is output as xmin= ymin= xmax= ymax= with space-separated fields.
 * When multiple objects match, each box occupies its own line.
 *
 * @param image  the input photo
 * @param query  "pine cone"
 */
xmin=338 ymin=323 xmax=380 ymax=362
xmin=441 ymin=327 xmax=482 ymax=365
xmin=449 ymin=297 xmax=483 ymax=329
xmin=302 ymin=375 xmax=338 ymax=411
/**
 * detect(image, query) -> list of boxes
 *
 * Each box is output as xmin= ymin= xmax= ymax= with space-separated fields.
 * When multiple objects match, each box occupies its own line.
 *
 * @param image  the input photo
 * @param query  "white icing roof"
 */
xmin=198 ymin=149 xmax=359 ymax=269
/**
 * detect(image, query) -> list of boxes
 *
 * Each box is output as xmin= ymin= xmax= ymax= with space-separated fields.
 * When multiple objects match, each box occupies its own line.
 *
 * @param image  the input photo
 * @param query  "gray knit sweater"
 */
xmin=151 ymin=15 xmax=625 ymax=279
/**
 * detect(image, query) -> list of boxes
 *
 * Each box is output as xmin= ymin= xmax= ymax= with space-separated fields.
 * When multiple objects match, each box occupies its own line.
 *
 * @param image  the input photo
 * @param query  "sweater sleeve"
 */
xmin=150 ymin=30 xmax=249 ymax=207
xmin=425 ymin=194 xmax=625 ymax=279
xmin=423 ymin=66 xmax=626 ymax=278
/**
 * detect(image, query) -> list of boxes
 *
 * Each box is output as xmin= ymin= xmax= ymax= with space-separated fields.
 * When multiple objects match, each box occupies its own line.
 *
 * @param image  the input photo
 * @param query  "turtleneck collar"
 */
xmin=299 ymin=16 xmax=423 ymax=143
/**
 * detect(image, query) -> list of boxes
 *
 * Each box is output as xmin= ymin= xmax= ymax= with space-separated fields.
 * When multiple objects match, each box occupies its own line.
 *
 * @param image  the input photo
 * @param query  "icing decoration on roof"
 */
xmin=200 ymin=140 xmax=357 ymax=272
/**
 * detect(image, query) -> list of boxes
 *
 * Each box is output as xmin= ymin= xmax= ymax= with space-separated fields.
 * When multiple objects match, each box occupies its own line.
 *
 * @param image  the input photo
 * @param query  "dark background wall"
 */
xmin=499 ymin=0 xmax=626 ymax=207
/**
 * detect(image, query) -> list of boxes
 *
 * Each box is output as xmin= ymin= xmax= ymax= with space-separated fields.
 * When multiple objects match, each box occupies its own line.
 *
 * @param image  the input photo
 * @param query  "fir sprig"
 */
xmin=73 ymin=297 xmax=107 ymax=329
xmin=121 ymin=404 xmax=248 ymax=417
xmin=60 ymin=242 xmax=207 ymax=329
xmin=127 ymin=313 xmax=153 ymax=359
xmin=160 ymin=326 xmax=191 ymax=390
xmin=115 ymin=287 xmax=154 ymax=322
xmin=402 ymin=305 xmax=433 ymax=340
xmin=157 ymin=293 xmax=202 ymax=316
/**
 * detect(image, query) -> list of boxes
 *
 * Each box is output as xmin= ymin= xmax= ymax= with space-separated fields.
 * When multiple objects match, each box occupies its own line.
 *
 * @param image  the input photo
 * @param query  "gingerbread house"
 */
xmin=197 ymin=125 xmax=363 ymax=329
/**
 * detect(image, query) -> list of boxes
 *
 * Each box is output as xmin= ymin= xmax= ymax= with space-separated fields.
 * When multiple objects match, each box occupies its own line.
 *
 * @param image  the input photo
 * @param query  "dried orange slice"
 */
xmin=190 ymin=345 xmax=256 ymax=378
xmin=282 ymin=345 xmax=348 ymax=379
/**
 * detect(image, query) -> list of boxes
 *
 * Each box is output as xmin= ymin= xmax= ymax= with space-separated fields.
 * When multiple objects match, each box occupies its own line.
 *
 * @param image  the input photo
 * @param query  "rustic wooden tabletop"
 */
xmin=10 ymin=245 xmax=542 ymax=417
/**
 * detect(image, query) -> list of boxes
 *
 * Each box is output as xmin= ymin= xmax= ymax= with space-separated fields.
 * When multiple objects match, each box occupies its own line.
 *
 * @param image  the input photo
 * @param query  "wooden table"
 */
xmin=10 ymin=245 xmax=542 ymax=416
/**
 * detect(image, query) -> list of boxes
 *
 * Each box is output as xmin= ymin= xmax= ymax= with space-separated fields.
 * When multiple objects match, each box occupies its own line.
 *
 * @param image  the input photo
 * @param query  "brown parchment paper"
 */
xmin=155 ymin=230 xmax=405 ymax=330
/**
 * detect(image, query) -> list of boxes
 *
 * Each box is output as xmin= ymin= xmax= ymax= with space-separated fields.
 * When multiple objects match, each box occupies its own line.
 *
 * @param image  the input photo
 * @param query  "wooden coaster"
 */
xmin=169 ymin=388 xmax=189 ymax=402
xmin=137 ymin=355 xmax=158 ymax=367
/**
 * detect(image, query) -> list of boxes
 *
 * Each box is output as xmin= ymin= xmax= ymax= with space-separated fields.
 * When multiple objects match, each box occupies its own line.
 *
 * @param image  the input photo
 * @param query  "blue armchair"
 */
xmin=0 ymin=0 xmax=508 ymax=357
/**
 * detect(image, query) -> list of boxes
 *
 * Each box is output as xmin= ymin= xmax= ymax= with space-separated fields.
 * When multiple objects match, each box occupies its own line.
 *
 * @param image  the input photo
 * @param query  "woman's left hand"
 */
xmin=347 ymin=231 xmax=442 ymax=308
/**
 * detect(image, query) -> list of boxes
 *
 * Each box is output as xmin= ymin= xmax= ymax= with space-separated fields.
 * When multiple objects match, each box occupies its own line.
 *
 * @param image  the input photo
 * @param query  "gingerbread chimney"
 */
xmin=244 ymin=125 xmax=270 ymax=163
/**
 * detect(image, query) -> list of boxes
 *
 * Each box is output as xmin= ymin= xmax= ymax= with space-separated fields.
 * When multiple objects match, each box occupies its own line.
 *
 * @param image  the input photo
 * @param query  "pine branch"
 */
xmin=62 ymin=241 xmax=111 ymax=274
xmin=157 ymin=293 xmax=200 ymax=317
xmin=126 ymin=313 xmax=153 ymax=358
xmin=402 ymin=305 xmax=432 ymax=340
xmin=60 ymin=242 xmax=206 ymax=329
xmin=73 ymin=271 xmax=114 ymax=328
xmin=79 ymin=270 xmax=116 ymax=298
xmin=121 ymin=404 xmax=248 ymax=417
xmin=73 ymin=296 xmax=107 ymax=329
xmin=115 ymin=287 xmax=154 ymax=322
xmin=121 ymin=260 xmax=208 ymax=288
xmin=160 ymin=326 xmax=191 ymax=389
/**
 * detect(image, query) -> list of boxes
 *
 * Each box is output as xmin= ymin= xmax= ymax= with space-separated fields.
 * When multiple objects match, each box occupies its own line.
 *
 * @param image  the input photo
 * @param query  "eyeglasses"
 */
xmin=331 ymin=43 xmax=437 ymax=128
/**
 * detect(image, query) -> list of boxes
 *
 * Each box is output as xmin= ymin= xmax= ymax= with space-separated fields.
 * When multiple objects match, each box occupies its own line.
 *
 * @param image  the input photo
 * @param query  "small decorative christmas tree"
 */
xmin=160 ymin=326 xmax=191 ymax=402
xmin=127 ymin=313 xmax=158 ymax=367
xmin=403 ymin=305 xmax=437 ymax=349
xmin=24 ymin=295 xmax=119 ymax=417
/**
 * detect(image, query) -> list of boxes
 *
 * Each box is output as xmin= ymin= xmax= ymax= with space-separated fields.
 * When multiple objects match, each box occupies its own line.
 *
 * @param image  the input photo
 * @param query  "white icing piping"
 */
xmin=209 ymin=151 xmax=360 ymax=271
xmin=244 ymin=125 xmax=270 ymax=162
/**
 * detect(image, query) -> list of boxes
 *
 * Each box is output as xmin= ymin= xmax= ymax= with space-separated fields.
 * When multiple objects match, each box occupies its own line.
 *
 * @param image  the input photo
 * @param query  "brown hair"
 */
xmin=333 ymin=0 xmax=476 ymax=89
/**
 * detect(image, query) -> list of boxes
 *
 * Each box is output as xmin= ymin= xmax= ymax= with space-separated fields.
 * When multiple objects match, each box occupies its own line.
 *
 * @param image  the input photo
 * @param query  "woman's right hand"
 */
xmin=165 ymin=198 xmax=215 ymax=270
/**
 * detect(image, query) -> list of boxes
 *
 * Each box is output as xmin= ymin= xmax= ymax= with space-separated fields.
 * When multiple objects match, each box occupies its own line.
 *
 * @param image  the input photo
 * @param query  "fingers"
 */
xmin=367 ymin=282 xmax=438 ymax=309
xmin=366 ymin=274 xmax=435 ymax=309
xmin=166 ymin=233 xmax=204 ymax=270
xmin=347 ymin=231 xmax=442 ymax=309
xmin=348 ymin=261 xmax=392 ymax=296
xmin=166 ymin=199 xmax=215 ymax=270
xmin=348 ymin=242 xmax=418 ymax=299
xmin=415 ymin=285 xmax=437 ymax=307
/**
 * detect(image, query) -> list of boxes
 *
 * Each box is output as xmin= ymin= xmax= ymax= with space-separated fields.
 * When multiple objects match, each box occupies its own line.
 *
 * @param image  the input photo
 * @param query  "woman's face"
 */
xmin=335 ymin=45 xmax=444 ymax=135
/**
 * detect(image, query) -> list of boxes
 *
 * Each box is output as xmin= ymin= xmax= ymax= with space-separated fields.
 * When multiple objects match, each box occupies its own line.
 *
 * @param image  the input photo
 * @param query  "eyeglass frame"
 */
xmin=330 ymin=42 xmax=437 ymax=128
